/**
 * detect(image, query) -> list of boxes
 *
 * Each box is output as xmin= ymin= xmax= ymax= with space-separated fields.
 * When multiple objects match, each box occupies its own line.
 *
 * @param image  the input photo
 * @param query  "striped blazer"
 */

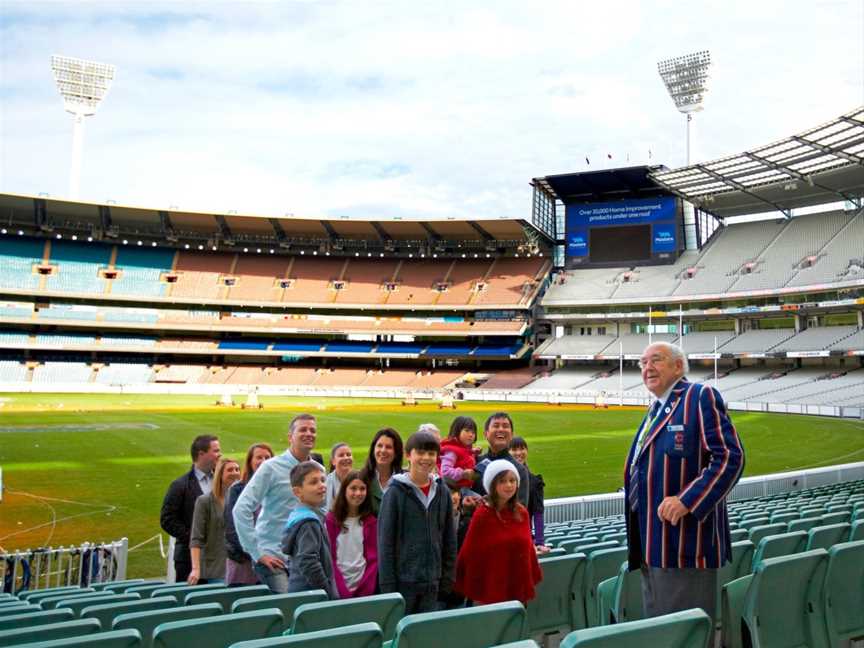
xmin=624 ymin=378 xmax=745 ymax=570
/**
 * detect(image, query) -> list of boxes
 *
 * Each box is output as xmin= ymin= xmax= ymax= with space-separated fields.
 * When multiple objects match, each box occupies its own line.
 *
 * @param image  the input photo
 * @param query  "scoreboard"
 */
xmin=565 ymin=195 xmax=682 ymax=268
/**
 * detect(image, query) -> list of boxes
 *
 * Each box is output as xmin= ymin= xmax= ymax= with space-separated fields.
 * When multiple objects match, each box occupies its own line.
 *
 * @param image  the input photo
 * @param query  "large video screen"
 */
xmin=565 ymin=195 xmax=678 ymax=264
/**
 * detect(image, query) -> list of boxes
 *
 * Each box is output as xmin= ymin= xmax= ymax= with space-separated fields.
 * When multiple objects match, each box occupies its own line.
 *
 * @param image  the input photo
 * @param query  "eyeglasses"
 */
xmin=638 ymin=354 xmax=669 ymax=370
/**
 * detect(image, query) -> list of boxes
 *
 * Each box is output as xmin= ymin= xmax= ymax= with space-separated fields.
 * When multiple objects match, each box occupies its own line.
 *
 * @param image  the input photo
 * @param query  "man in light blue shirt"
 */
xmin=234 ymin=413 xmax=318 ymax=593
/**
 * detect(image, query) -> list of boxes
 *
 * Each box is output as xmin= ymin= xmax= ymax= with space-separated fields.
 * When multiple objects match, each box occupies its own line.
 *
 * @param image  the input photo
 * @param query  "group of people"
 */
xmin=161 ymin=341 xmax=746 ymax=626
xmin=160 ymin=411 xmax=547 ymax=613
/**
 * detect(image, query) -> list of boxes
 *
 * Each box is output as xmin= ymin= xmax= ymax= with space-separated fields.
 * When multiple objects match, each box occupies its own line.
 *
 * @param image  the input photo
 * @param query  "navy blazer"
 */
xmin=624 ymin=378 xmax=745 ymax=570
xmin=160 ymin=467 xmax=203 ymax=558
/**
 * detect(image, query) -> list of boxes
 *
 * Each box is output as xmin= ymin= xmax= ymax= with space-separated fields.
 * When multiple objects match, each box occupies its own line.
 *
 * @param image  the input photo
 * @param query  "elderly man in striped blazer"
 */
xmin=624 ymin=341 xmax=744 ymax=626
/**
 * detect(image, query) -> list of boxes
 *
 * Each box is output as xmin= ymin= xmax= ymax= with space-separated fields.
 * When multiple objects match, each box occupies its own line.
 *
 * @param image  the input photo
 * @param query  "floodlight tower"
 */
xmin=51 ymin=55 xmax=116 ymax=200
xmin=657 ymin=50 xmax=711 ymax=165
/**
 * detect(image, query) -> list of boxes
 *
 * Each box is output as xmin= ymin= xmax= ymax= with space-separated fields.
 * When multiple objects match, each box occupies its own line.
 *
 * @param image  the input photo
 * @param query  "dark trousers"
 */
xmin=174 ymin=554 xmax=192 ymax=583
xmin=399 ymin=587 xmax=440 ymax=614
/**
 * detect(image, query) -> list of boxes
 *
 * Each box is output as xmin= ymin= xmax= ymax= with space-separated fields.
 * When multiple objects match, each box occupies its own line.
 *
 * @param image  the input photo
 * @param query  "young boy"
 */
xmin=281 ymin=461 xmax=337 ymax=599
xmin=378 ymin=431 xmax=457 ymax=614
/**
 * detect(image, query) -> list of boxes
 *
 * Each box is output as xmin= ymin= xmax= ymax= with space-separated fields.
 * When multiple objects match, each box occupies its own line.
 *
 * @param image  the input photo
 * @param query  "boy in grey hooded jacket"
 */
xmin=281 ymin=461 xmax=337 ymax=599
xmin=378 ymin=431 xmax=457 ymax=613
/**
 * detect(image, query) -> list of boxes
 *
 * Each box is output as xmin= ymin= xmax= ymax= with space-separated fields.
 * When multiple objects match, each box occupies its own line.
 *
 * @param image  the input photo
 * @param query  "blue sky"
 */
xmin=0 ymin=1 xmax=861 ymax=220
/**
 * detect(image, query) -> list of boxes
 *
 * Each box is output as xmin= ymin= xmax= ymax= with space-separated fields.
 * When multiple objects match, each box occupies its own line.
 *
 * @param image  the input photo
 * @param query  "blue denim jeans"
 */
xmin=254 ymin=561 xmax=290 ymax=594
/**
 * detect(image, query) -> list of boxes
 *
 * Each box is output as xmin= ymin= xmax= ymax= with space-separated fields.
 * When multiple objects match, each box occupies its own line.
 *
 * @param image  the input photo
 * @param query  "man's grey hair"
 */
xmin=417 ymin=423 xmax=440 ymax=436
xmin=644 ymin=341 xmax=690 ymax=375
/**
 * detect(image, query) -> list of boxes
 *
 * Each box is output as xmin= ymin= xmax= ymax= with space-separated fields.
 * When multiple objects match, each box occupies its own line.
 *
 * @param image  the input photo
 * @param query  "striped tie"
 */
xmin=628 ymin=400 xmax=661 ymax=512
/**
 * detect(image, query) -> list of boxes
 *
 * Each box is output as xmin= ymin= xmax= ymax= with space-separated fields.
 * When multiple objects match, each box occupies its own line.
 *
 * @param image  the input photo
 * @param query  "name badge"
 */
xmin=668 ymin=424 xmax=684 ymax=432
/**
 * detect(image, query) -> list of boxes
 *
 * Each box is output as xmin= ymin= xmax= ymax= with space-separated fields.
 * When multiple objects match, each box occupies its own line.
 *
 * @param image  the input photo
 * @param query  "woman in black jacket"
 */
xmin=224 ymin=442 xmax=273 ymax=586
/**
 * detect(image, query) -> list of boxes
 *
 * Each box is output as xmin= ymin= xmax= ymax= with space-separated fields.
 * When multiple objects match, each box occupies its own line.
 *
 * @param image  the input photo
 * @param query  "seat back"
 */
xmin=559 ymin=608 xmax=712 ymax=648
xmin=611 ymin=564 xmax=643 ymax=624
xmin=819 ymin=512 xmax=850 ymax=526
xmin=583 ymin=548 xmax=627 ymax=628
xmin=0 ymin=603 xmax=40 ymax=617
xmin=823 ymin=540 xmax=864 ymax=646
xmin=63 ymin=593 xmax=142 ymax=617
xmin=716 ymin=540 xmax=754 ymax=622
xmin=19 ymin=587 xmax=91 ymax=603
xmin=748 ymin=523 xmax=787 ymax=547
xmin=112 ymin=603 xmax=222 ymax=648
xmin=222 ymin=622 xmax=383 ymax=648
xmin=81 ymin=597 xmax=177 ymax=631
xmin=92 ymin=580 xmax=146 ymax=593
xmin=3 ymin=629 xmax=142 ymax=647
xmin=0 ymin=608 xmax=75 ymax=632
xmin=152 ymin=609 xmax=283 ymax=648
xmin=184 ymin=585 xmax=270 ymax=612
xmin=42 ymin=592 xmax=140 ymax=611
xmin=291 ymin=593 xmax=405 ymax=641
xmin=851 ymin=520 xmax=864 ymax=542
xmin=751 ymin=531 xmax=806 ymax=570
xmin=786 ymin=517 xmax=821 ymax=534
xmin=391 ymin=601 xmax=527 ymax=648
xmin=149 ymin=583 xmax=225 ymax=601
xmin=806 ymin=523 xmax=851 ymax=551
xmin=231 ymin=591 xmax=328 ymax=631
xmin=742 ymin=549 xmax=830 ymax=648
xmin=526 ymin=554 xmax=586 ymax=634
xmin=0 ymin=617 xmax=101 ymax=646
xmin=576 ymin=542 xmax=619 ymax=556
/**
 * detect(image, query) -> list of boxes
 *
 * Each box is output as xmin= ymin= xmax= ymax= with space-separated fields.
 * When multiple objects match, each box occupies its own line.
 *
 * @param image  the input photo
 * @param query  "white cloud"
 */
xmin=1 ymin=0 xmax=861 ymax=219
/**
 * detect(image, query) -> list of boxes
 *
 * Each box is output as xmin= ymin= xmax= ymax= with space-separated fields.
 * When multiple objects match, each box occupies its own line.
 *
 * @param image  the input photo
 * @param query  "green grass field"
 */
xmin=1 ymin=392 xmax=862 ymax=578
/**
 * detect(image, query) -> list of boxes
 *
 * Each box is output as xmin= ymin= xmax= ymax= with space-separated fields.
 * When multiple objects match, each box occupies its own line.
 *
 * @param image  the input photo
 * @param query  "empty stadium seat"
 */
xmin=81 ymin=597 xmax=177 ymax=631
xmin=559 ymin=609 xmax=712 ymax=648
xmin=112 ymin=603 xmax=222 ymax=648
xmin=0 ymin=608 xmax=75 ymax=632
xmin=151 ymin=609 xmax=283 ymax=648
xmin=583 ymin=548 xmax=628 ymax=628
xmin=389 ymin=601 xmax=527 ymax=648
xmin=288 ymin=593 xmax=404 ymax=642
xmin=526 ymin=554 xmax=586 ymax=635
xmin=226 ymin=622 xmax=383 ymax=648
xmin=184 ymin=585 xmax=270 ymax=612
xmin=8 ymin=629 xmax=143 ymax=647
xmin=822 ymin=540 xmax=864 ymax=647
xmin=805 ymin=524 xmax=851 ymax=551
xmin=0 ymin=617 xmax=101 ymax=646
xmin=751 ymin=531 xmax=807 ymax=570
xmin=230 ymin=592 xmax=328 ymax=630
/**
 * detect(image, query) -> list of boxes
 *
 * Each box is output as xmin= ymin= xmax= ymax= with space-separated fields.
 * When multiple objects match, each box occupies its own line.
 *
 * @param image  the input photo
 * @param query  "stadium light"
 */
xmin=51 ymin=56 xmax=116 ymax=200
xmin=657 ymin=50 xmax=711 ymax=165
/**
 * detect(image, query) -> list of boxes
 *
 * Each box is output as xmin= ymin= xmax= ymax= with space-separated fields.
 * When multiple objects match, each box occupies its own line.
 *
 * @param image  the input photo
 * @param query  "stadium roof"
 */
xmin=649 ymin=106 xmax=864 ymax=219
xmin=533 ymin=165 xmax=672 ymax=203
xmin=0 ymin=191 xmax=551 ymax=248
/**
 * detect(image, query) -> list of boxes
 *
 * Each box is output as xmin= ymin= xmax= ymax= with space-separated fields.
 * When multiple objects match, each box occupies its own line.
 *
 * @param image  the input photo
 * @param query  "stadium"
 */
xmin=0 ymin=21 xmax=863 ymax=648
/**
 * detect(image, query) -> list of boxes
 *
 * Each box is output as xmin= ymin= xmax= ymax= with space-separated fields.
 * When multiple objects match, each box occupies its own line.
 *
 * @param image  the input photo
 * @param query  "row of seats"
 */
xmin=0 ymin=237 xmax=549 ymax=307
xmin=544 ymin=208 xmax=864 ymax=304
xmin=535 ymin=325 xmax=864 ymax=358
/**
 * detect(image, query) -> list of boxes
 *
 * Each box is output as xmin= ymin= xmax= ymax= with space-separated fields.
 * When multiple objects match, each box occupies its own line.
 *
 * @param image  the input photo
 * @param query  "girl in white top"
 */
xmin=325 ymin=442 xmax=353 ymax=509
xmin=324 ymin=470 xmax=378 ymax=598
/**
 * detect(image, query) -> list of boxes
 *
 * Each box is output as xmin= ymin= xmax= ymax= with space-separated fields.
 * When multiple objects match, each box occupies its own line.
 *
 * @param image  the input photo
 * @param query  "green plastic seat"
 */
xmin=112 ymin=603 xmax=222 ymax=648
xmin=729 ymin=529 xmax=749 ymax=543
xmin=748 ymin=523 xmax=787 ymax=547
xmin=0 ymin=608 xmax=74 ymax=632
xmin=0 ymin=602 xmax=39 ymax=616
xmin=231 ymin=592 xmax=328 ymax=631
xmin=595 ymin=563 xmax=642 ymax=626
xmin=805 ymin=523 xmax=851 ymax=551
xmin=576 ymin=541 xmax=619 ymax=556
xmin=152 ymin=608 xmax=283 ymax=648
xmin=786 ymin=517 xmax=821 ymax=534
xmin=19 ymin=587 xmax=91 ymax=603
xmin=92 ymin=580 xmax=146 ymax=592
xmin=63 ymin=593 xmax=142 ymax=617
xmin=525 ymin=553 xmax=587 ymax=635
xmin=289 ymin=593 xmax=404 ymax=642
xmin=822 ymin=540 xmax=864 ymax=648
xmin=751 ymin=531 xmax=807 ymax=570
xmin=583 ymin=548 xmax=627 ymax=627
xmin=2 ymin=628 xmax=142 ymax=647
xmin=819 ymin=512 xmax=849 ymax=526
xmin=559 ymin=608 xmax=711 ymax=648
xmin=491 ymin=642 xmax=540 ymax=648
xmin=739 ymin=517 xmax=771 ymax=530
xmin=559 ymin=538 xmax=591 ymax=554
xmin=125 ymin=585 xmax=177 ymax=600
xmin=0 ymin=617 xmax=101 ymax=647
xmin=543 ymin=548 xmax=567 ymax=558
xmin=851 ymin=520 xmax=864 ymax=541
xmin=81 ymin=597 xmax=177 ymax=631
xmin=390 ymin=601 xmax=527 ymax=648
xmin=149 ymin=583 xmax=225 ymax=601
xmin=716 ymin=540 xmax=754 ymax=622
xmin=725 ymin=549 xmax=830 ymax=648
xmin=769 ymin=511 xmax=798 ymax=525
xmin=40 ymin=591 xmax=126 ymax=610
xmin=185 ymin=585 xmax=271 ymax=612
xmin=0 ymin=595 xmax=13 ymax=601
xmin=226 ymin=622 xmax=382 ymax=648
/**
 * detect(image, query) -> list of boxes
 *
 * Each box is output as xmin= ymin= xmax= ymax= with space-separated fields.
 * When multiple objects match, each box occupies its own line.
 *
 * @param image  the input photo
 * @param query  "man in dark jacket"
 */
xmin=160 ymin=435 xmax=221 ymax=582
xmin=472 ymin=412 xmax=529 ymax=508
xmin=378 ymin=431 xmax=456 ymax=614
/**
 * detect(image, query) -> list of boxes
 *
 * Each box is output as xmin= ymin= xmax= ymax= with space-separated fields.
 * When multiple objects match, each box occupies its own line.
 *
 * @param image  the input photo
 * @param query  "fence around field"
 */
xmin=1 ymin=537 xmax=128 ymax=594
xmin=543 ymin=460 xmax=864 ymax=523
xmin=1 ymin=381 xmax=862 ymax=419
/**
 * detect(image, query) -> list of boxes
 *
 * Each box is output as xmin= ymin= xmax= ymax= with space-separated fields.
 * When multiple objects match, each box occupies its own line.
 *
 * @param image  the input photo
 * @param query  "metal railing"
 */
xmin=1 ymin=538 xmax=128 ymax=593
